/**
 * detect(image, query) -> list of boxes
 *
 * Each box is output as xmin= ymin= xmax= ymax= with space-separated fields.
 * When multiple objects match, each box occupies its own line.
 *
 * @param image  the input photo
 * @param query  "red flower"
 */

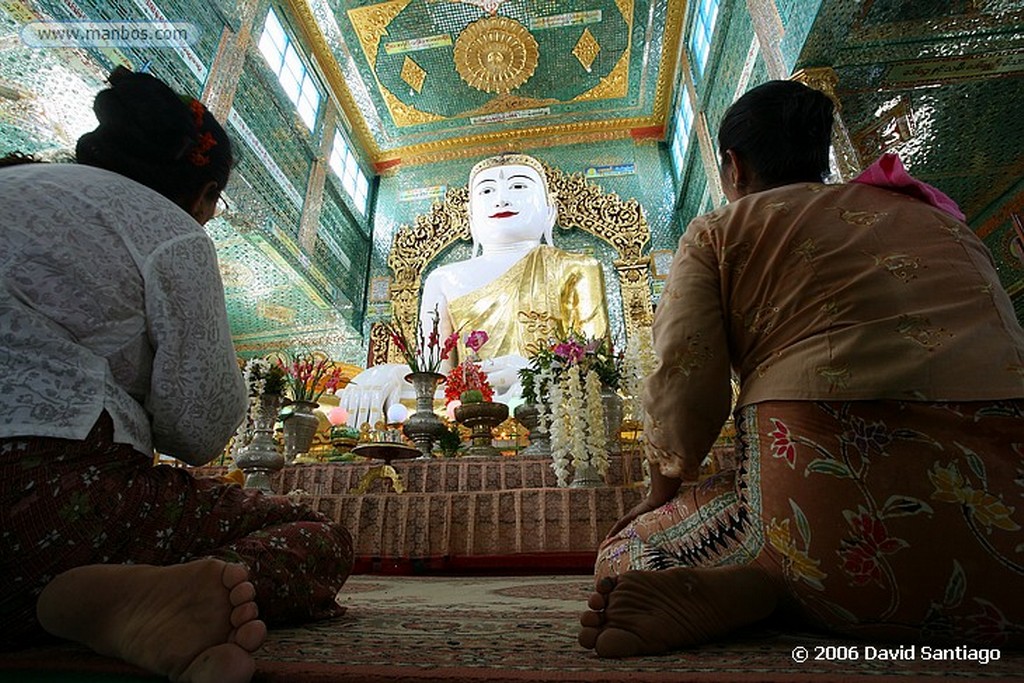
xmin=444 ymin=361 xmax=493 ymax=404
xmin=837 ymin=508 xmax=908 ymax=586
xmin=188 ymin=98 xmax=206 ymax=127
xmin=441 ymin=332 xmax=458 ymax=361
xmin=769 ymin=418 xmax=796 ymax=468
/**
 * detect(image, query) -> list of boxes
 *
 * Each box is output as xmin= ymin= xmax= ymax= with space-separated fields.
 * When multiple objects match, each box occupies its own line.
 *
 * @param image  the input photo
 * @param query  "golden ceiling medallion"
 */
xmin=453 ymin=16 xmax=539 ymax=94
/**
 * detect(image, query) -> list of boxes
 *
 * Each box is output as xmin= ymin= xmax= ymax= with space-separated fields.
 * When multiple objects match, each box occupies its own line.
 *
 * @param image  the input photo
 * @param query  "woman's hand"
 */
xmin=605 ymin=463 xmax=685 ymax=539
xmin=606 ymin=497 xmax=663 ymax=538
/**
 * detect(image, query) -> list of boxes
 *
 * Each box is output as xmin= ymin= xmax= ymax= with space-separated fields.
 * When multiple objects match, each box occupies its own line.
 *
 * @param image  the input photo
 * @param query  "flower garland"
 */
xmin=547 ymin=378 xmax=571 ymax=487
xmin=233 ymin=358 xmax=285 ymax=462
xmin=548 ymin=364 xmax=609 ymax=486
xmin=532 ymin=365 xmax=555 ymax=436
xmin=620 ymin=327 xmax=656 ymax=423
xmin=584 ymin=368 xmax=609 ymax=477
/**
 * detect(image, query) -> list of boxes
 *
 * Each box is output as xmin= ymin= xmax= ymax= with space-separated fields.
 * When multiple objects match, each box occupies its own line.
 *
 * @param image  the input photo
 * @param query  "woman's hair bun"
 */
xmin=76 ymin=66 xmax=233 ymax=205
xmin=90 ymin=66 xmax=193 ymax=163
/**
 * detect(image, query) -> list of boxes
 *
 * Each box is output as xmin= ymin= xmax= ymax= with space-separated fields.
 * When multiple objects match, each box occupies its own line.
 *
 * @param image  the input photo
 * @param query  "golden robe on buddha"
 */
xmin=447 ymin=245 xmax=609 ymax=362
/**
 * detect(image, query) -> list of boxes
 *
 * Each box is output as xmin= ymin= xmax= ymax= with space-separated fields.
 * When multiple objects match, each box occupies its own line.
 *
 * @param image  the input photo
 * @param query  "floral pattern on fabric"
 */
xmin=0 ymin=414 xmax=354 ymax=646
xmin=0 ymin=164 xmax=246 ymax=461
xmin=597 ymin=400 xmax=1024 ymax=646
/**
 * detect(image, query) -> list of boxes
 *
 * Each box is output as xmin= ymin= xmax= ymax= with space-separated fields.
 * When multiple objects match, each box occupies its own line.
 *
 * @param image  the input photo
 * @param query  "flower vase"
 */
xmin=283 ymin=400 xmax=319 ymax=464
xmin=455 ymin=401 xmax=509 ymax=457
xmin=235 ymin=393 xmax=284 ymax=492
xmin=402 ymin=372 xmax=447 ymax=458
xmin=570 ymin=461 xmax=604 ymax=488
xmin=514 ymin=402 xmax=550 ymax=457
xmin=601 ymin=386 xmax=624 ymax=455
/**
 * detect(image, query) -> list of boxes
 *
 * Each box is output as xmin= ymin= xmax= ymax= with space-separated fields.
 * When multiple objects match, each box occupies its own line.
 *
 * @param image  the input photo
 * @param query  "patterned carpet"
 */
xmin=2 ymin=575 xmax=1021 ymax=682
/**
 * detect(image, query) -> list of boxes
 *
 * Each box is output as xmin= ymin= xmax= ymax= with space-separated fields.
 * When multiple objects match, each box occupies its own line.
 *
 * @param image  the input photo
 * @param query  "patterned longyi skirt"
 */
xmin=596 ymin=399 xmax=1024 ymax=646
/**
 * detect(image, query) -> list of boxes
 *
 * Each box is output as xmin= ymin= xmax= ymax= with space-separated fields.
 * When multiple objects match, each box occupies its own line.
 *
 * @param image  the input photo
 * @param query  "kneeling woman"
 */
xmin=1 ymin=68 xmax=353 ymax=683
xmin=580 ymin=80 xmax=1024 ymax=657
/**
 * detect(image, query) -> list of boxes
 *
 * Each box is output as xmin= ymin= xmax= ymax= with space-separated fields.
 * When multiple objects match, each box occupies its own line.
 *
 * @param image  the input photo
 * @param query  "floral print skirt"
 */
xmin=596 ymin=400 xmax=1024 ymax=646
xmin=0 ymin=412 xmax=354 ymax=647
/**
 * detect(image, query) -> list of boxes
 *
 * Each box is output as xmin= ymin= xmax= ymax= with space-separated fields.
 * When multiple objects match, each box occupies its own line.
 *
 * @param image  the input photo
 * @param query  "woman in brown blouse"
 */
xmin=580 ymin=80 xmax=1024 ymax=657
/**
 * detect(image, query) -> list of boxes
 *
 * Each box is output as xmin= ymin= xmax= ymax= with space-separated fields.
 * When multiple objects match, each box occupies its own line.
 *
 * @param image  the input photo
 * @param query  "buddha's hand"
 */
xmin=478 ymin=354 xmax=529 ymax=403
xmin=336 ymin=363 xmax=412 ymax=430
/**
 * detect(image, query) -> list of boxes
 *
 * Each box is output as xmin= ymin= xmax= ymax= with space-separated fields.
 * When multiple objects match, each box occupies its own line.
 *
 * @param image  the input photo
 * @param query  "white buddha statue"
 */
xmin=339 ymin=153 xmax=610 ymax=429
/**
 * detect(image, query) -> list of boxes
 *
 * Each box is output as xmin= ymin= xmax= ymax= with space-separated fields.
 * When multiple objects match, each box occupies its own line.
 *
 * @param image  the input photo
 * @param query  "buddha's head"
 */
xmin=467 ymin=152 xmax=556 ymax=257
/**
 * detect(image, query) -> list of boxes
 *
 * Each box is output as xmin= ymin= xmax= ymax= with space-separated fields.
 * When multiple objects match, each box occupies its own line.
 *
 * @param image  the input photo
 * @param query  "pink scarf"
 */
xmin=851 ymin=153 xmax=966 ymax=222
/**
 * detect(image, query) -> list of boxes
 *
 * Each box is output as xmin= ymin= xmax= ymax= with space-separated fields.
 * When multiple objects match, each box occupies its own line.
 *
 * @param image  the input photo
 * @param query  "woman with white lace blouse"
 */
xmin=0 ymin=67 xmax=352 ymax=683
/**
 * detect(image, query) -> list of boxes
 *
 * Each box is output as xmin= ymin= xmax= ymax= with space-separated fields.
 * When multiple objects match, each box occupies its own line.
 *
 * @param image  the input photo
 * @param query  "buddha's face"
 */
xmin=469 ymin=164 xmax=555 ymax=246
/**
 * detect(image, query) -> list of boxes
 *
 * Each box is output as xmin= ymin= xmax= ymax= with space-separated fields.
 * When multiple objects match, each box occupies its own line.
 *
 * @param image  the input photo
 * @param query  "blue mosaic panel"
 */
xmin=29 ymin=0 xmax=226 ymax=92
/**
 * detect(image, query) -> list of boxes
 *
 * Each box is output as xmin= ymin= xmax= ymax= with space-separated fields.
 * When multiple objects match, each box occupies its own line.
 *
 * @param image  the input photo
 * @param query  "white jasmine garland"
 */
xmin=584 ymin=369 xmax=608 ymax=476
xmin=548 ymin=380 xmax=572 ymax=487
xmin=621 ymin=328 xmax=656 ymax=423
xmin=229 ymin=415 xmax=249 ymax=462
xmin=534 ymin=366 xmax=554 ymax=435
xmin=565 ymin=365 xmax=587 ymax=474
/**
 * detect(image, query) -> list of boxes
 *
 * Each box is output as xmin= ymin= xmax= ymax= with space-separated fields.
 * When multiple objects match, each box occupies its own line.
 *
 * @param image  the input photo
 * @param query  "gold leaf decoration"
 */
xmin=346 ymin=0 xmax=412 ymax=70
xmin=573 ymin=28 xmax=601 ymax=72
xmin=573 ymin=47 xmax=629 ymax=102
xmin=453 ymin=16 xmax=539 ymax=94
xmin=380 ymin=85 xmax=446 ymax=127
xmin=400 ymin=55 xmax=427 ymax=93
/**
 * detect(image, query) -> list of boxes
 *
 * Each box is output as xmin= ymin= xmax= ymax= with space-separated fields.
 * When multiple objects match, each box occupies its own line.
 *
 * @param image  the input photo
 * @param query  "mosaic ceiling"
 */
xmin=288 ymin=0 xmax=682 ymax=167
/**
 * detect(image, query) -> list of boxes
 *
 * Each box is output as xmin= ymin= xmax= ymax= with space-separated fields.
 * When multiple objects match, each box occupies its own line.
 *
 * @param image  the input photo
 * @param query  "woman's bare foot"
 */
xmin=578 ymin=565 xmax=778 ymax=658
xmin=36 ymin=559 xmax=267 ymax=683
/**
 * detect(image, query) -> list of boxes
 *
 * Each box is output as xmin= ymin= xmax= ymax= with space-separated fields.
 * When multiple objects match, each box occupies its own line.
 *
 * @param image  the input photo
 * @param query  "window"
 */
xmin=329 ymin=128 xmax=370 ymax=215
xmin=258 ymin=7 xmax=321 ymax=130
xmin=670 ymin=92 xmax=694 ymax=179
xmin=688 ymin=0 xmax=720 ymax=78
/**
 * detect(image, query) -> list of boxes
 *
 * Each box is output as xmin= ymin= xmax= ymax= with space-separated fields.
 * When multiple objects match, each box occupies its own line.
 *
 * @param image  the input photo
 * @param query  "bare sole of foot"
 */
xmin=578 ymin=565 xmax=778 ymax=658
xmin=36 ymin=559 xmax=267 ymax=683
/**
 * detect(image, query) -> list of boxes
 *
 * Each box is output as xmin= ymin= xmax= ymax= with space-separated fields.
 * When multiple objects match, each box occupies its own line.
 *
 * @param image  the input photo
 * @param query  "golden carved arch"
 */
xmin=371 ymin=164 xmax=654 ymax=365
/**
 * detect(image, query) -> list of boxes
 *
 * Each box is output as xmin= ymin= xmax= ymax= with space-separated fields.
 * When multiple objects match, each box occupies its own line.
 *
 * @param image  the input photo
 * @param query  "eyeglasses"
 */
xmin=213 ymin=195 xmax=229 ymax=218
